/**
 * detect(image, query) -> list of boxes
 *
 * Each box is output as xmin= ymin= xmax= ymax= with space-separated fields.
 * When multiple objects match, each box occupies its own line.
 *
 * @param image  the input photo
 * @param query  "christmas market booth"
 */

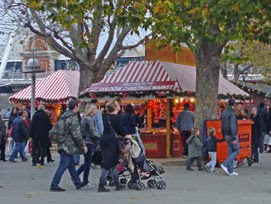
xmin=9 ymin=70 xmax=79 ymax=123
xmin=81 ymin=60 xmax=249 ymax=158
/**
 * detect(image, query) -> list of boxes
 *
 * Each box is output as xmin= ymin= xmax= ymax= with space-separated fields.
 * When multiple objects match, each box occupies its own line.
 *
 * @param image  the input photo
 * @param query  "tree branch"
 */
xmin=120 ymin=33 xmax=152 ymax=50
xmin=239 ymin=64 xmax=254 ymax=75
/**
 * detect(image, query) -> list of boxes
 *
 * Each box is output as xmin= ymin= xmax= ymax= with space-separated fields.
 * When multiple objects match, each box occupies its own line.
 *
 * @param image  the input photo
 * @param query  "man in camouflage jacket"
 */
xmin=50 ymin=99 xmax=87 ymax=192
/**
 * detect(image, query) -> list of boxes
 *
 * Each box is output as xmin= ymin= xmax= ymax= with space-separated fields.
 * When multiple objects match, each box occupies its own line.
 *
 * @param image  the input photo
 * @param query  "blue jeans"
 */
xmin=73 ymin=154 xmax=80 ymax=165
xmin=9 ymin=141 xmax=26 ymax=161
xmin=50 ymin=150 xmax=81 ymax=189
xmin=223 ymin=135 xmax=240 ymax=173
xmin=99 ymin=166 xmax=119 ymax=185
xmin=77 ymin=143 xmax=94 ymax=183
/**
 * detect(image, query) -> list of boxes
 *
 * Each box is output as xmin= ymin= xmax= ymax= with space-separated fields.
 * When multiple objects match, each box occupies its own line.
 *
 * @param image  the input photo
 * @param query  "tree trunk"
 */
xmin=220 ymin=63 xmax=228 ymax=79
xmin=233 ymin=64 xmax=240 ymax=82
xmin=194 ymin=42 xmax=223 ymax=129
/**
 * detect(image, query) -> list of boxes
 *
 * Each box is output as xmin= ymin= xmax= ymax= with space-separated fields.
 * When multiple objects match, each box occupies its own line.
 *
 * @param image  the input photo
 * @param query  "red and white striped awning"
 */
xmin=85 ymin=61 xmax=181 ymax=93
xmin=83 ymin=61 xmax=248 ymax=97
xmin=10 ymin=70 xmax=79 ymax=103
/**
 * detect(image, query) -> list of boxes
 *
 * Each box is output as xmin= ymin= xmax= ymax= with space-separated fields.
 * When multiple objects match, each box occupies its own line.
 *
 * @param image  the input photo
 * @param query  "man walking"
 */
xmin=9 ymin=111 xmax=28 ymax=162
xmin=50 ymin=99 xmax=87 ymax=192
xmin=220 ymin=99 xmax=240 ymax=176
xmin=250 ymin=107 xmax=263 ymax=163
xmin=258 ymin=102 xmax=268 ymax=153
xmin=30 ymin=105 xmax=52 ymax=166
xmin=176 ymin=103 xmax=195 ymax=157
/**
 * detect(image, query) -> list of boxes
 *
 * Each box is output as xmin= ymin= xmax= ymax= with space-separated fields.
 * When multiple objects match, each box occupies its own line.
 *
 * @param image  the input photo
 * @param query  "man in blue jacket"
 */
xmin=9 ymin=111 xmax=28 ymax=162
xmin=220 ymin=99 xmax=240 ymax=176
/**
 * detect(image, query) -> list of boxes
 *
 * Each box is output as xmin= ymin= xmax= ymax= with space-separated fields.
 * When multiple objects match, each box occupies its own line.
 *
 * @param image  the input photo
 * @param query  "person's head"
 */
xmin=259 ymin=102 xmax=265 ymax=109
xmin=125 ymin=104 xmax=134 ymax=113
xmin=38 ymin=104 xmax=45 ymax=111
xmin=44 ymin=110 xmax=51 ymax=117
xmin=17 ymin=111 xmax=23 ymax=117
xmin=68 ymin=99 xmax=79 ymax=112
xmin=251 ymin=106 xmax=258 ymax=116
xmin=106 ymin=100 xmax=120 ymax=114
xmin=22 ymin=111 xmax=28 ymax=119
xmin=115 ymin=97 xmax=122 ymax=105
xmin=265 ymin=104 xmax=270 ymax=110
xmin=208 ymin=127 xmax=216 ymax=136
xmin=191 ymin=127 xmax=200 ymax=136
xmin=90 ymin=99 xmax=98 ymax=106
xmin=228 ymin=98 xmax=235 ymax=107
xmin=22 ymin=105 xmax=28 ymax=111
xmin=11 ymin=107 xmax=19 ymax=115
xmin=85 ymin=104 xmax=97 ymax=116
xmin=183 ymin=103 xmax=190 ymax=110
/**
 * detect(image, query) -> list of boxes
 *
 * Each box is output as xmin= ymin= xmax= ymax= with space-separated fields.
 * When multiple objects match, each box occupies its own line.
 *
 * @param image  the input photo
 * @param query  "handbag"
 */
xmin=107 ymin=116 xmax=123 ymax=151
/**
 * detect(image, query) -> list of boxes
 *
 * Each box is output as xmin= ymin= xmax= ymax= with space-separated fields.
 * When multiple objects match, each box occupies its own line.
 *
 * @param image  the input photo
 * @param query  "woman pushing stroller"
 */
xmin=98 ymin=100 xmax=131 ymax=193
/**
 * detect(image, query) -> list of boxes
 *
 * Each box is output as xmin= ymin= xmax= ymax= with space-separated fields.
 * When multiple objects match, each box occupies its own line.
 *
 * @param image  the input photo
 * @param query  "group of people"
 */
xmin=176 ymin=98 xmax=270 ymax=176
xmin=0 ymin=105 xmax=54 ymax=165
xmin=50 ymin=98 xmax=143 ymax=192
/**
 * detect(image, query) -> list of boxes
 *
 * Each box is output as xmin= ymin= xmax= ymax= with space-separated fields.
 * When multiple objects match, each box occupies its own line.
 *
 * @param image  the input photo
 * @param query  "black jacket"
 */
xmin=258 ymin=107 xmax=268 ymax=133
xmin=207 ymin=135 xmax=224 ymax=152
xmin=12 ymin=117 xmax=28 ymax=142
xmin=101 ymin=114 xmax=125 ymax=170
xmin=122 ymin=112 xmax=137 ymax=135
xmin=221 ymin=106 xmax=238 ymax=139
xmin=251 ymin=114 xmax=263 ymax=145
xmin=30 ymin=110 xmax=52 ymax=144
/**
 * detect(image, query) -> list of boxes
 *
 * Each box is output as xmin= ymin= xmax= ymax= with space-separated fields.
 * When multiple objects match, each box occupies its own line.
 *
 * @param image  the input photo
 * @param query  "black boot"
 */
xmin=115 ymin=182 xmax=125 ymax=191
xmin=98 ymin=184 xmax=110 ymax=193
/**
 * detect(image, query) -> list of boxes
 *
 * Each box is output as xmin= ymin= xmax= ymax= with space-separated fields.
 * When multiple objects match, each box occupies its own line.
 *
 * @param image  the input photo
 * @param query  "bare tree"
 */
xmin=2 ymin=0 xmax=150 ymax=92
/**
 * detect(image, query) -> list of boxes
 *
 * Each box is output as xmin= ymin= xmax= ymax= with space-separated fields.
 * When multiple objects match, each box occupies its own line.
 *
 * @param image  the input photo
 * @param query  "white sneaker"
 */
xmin=220 ymin=164 xmax=230 ymax=175
xmin=229 ymin=172 xmax=239 ymax=176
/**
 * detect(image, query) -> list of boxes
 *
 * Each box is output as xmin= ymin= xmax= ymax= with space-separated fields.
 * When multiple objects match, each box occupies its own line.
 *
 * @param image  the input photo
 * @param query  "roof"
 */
xmin=10 ymin=70 xmax=79 ymax=103
xmin=237 ymin=82 xmax=271 ymax=98
xmin=83 ymin=61 xmax=248 ymax=97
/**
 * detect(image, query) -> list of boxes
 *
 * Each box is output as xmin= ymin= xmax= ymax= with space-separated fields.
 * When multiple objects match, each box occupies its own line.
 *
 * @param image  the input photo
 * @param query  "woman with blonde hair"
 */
xmin=77 ymin=104 xmax=101 ymax=187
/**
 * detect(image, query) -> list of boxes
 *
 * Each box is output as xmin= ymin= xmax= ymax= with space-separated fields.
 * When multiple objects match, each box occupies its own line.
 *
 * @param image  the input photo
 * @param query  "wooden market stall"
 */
xmin=9 ymin=70 xmax=79 ymax=123
xmin=81 ymin=60 xmax=249 ymax=158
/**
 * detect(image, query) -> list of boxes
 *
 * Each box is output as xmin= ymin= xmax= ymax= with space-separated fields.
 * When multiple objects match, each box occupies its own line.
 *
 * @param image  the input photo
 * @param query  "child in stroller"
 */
xmin=116 ymin=137 xmax=167 ymax=190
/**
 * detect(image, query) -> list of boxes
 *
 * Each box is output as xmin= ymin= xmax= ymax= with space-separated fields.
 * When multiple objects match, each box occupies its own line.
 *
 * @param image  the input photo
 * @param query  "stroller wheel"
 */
xmin=109 ymin=181 xmax=116 ymax=186
xmin=128 ymin=181 xmax=135 ymax=189
xmin=120 ymin=178 xmax=128 ymax=185
xmin=156 ymin=181 xmax=166 ymax=190
xmin=136 ymin=182 xmax=145 ymax=191
xmin=147 ymin=179 xmax=157 ymax=188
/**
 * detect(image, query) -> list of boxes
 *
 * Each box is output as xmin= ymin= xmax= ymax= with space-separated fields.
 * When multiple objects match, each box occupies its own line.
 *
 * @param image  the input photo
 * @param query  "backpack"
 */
xmin=49 ymin=117 xmax=69 ymax=143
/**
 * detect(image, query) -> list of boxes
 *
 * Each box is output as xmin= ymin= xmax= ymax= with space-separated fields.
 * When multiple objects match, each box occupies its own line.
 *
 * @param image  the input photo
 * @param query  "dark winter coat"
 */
xmin=251 ymin=114 xmax=263 ymax=145
xmin=221 ymin=106 xmax=238 ymax=139
xmin=12 ymin=116 xmax=28 ymax=142
xmin=207 ymin=135 xmax=224 ymax=152
xmin=0 ymin=119 xmax=6 ymax=144
xmin=8 ymin=114 xmax=17 ymax=130
xmin=122 ymin=112 xmax=137 ymax=135
xmin=258 ymin=107 xmax=268 ymax=133
xmin=30 ymin=110 xmax=52 ymax=145
xmin=101 ymin=114 xmax=126 ymax=170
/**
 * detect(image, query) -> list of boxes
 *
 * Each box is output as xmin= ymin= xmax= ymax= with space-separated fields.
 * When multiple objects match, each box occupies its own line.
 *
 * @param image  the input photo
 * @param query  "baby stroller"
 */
xmin=117 ymin=138 xmax=167 ymax=191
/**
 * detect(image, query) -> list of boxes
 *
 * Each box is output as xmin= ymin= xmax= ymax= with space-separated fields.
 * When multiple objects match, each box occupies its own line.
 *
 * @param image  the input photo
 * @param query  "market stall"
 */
xmin=10 ymin=70 xmax=79 ymax=123
xmin=81 ymin=60 xmax=249 ymax=158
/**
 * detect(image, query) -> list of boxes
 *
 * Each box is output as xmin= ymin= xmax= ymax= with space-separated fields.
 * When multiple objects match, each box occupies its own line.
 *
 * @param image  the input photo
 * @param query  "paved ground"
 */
xmin=1 ymin=153 xmax=271 ymax=204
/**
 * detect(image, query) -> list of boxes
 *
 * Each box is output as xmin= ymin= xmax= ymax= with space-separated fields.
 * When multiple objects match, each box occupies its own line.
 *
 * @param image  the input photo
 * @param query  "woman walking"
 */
xmin=77 ymin=104 xmax=101 ymax=187
xmin=98 ymin=100 xmax=130 ymax=192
